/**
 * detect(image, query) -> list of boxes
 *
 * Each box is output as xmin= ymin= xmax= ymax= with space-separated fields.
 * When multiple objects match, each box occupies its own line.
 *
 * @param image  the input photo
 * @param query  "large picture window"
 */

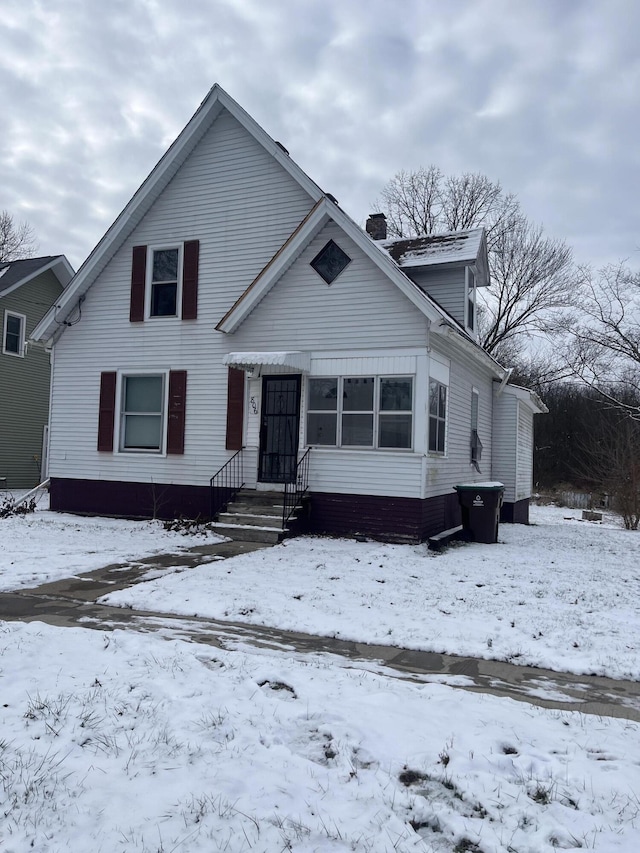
xmin=429 ymin=379 xmax=447 ymax=454
xmin=120 ymin=374 xmax=166 ymax=452
xmin=3 ymin=311 xmax=25 ymax=356
xmin=307 ymin=376 xmax=413 ymax=449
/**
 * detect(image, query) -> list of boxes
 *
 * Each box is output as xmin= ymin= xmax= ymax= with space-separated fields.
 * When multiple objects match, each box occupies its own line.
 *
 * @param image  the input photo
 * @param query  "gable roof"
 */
xmin=216 ymin=196 xmax=453 ymax=335
xmin=32 ymin=84 xmax=325 ymax=344
xmin=0 ymin=255 xmax=74 ymax=299
xmin=29 ymin=86 xmax=505 ymax=380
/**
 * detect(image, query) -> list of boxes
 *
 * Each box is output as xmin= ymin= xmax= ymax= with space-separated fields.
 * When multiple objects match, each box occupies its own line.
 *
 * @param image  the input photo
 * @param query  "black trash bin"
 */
xmin=454 ymin=482 xmax=504 ymax=544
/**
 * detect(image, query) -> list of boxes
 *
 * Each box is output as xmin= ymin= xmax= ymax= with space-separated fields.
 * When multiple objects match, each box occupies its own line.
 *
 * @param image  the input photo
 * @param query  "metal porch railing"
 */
xmin=282 ymin=448 xmax=311 ymax=527
xmin=210 ymin=449 xmax=245 ymax=520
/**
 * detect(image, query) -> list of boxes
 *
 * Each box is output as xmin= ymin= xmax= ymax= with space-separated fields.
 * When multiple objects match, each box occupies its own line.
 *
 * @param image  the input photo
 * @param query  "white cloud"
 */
xmin=0 ymin=0 xmax=638 ymax=270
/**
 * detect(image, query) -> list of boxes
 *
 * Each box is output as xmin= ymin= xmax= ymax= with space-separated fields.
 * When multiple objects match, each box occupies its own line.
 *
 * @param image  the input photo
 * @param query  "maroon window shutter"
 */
xmin=181 ymin=240 xmax=199 ymax=320
xmin=225 ymin=367 xmax=245 ymax=451
xmin=167 ymin=370 xmax=187 ymax=455
xmin=97 ymin=372 xmax=117 ymax=452
xmin=130 ymin=245 xmax=147 ymax=322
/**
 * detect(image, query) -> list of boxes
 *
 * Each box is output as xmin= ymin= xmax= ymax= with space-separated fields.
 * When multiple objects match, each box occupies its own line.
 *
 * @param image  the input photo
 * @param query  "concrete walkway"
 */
xmin=2 ymin=543 xmax=640 ymax=723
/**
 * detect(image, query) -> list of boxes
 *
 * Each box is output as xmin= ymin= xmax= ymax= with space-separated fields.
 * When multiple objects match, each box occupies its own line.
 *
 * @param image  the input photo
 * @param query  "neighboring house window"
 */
xmin=97 ymin=369 xmax=187 ymax=455
xmin=466 ymin=268 xmax=476 ymax=333
xmin=428 ymin=379 xmax=447 ymax=454
xmin=3 ymin=311 xmax=26 ymax=356
xmin=310 ymin=240 xmax=351 ymax=284
xmin=120 ymin=374 xmax=167 ymax=452
xmin=306 ymin=376 xmax=413 ymax=449
xmin=470 ymin=388 xmax=483 ymax=471
xmin=129 ymin=241 xmax=200 ymax=322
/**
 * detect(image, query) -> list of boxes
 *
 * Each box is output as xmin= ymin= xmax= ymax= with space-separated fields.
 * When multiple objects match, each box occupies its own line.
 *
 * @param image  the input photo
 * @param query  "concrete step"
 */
xmin=209 ymin=522 xmax=285 ymax=545
xmin=217 ymin=511 xmax=284 ymax=529
xmin=228 ymin=503 xmax=285 ymax=516
xmin=235 ymin=489 xmax=286 ymax=505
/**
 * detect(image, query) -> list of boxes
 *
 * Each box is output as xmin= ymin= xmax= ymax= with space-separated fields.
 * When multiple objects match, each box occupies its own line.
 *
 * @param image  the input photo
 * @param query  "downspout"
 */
xmin=495 ymin=367 xmax=513 ymax=397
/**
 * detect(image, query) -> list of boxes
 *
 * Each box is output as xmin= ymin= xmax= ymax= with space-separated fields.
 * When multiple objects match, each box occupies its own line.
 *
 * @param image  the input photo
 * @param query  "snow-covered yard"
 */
xmin=102 ymin=504 xmax=639 ymax=681
xmin=1 ymin=498 xmax=640 ymax=851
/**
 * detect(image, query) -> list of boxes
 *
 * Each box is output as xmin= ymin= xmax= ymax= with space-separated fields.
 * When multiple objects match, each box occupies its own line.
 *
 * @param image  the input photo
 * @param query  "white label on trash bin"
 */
xmin=473 ymin=495 xmax=484 ymax=506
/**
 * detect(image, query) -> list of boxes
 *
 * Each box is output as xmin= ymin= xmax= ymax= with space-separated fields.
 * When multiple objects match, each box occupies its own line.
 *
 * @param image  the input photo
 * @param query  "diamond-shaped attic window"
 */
xmin=310 ymin=240 xmax=351 ymax=284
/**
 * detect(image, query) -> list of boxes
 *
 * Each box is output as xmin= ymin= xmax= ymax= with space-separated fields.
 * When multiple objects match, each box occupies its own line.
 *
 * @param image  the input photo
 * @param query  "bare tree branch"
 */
xmin=0 ymin=210 xmax=38 ymax=262
xmin=374 ymin=168 xmax=576 ymax=359
xmin=566 ymin=262 xmax=640 ymax=419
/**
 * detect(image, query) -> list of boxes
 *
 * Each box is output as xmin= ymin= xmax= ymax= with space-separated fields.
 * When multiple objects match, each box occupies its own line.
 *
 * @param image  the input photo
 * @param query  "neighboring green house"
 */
xmin=0 ymin=255 xmax=74 ymax=488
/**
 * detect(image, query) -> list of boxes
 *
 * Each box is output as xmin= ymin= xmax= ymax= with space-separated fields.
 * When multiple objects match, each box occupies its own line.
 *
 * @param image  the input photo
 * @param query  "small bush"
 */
xmin=0 ymin=495 xmax=36 ymax=519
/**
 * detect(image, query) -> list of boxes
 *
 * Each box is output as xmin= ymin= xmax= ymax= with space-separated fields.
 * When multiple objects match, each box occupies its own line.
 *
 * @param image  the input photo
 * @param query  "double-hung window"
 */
xmin=306 ymin=376 xmax=413 ymax=449
xmin=3 ymin=311 xmax=25 ymax=356
xmin=120 ymin=374 xmax=166 ymax=452
xmin=149 ymin=247 xmax=181 ymax=317
xmin=428 ymin=379 xmax=447 ymax=454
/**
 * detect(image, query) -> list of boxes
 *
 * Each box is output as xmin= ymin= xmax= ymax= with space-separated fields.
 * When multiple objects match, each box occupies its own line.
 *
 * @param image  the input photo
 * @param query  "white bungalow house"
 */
xmin=32 ymin=85 xmax=546 ymax=542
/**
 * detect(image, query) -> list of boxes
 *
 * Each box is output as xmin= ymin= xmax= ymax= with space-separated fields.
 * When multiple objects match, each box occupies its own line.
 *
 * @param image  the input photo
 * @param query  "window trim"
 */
xmin=306 ymin=375 xmax=414 ymax=451
xmin=145 ymin=244 xmax=183 ymax=319
xmin=3 ymin=310 xmax=26 ymax=357
xmin=115 ymin=370 xmax=170 ymax=455
xmin=465 ymin=267 xmax=477 ymax=333
xmin=428 ymin=378 xmax=448 ymax=455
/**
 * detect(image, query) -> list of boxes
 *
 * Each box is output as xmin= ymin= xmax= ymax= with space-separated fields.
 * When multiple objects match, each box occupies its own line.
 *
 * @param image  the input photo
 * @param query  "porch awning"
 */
xmin=222 ymin=351 xmax=311 ymax=373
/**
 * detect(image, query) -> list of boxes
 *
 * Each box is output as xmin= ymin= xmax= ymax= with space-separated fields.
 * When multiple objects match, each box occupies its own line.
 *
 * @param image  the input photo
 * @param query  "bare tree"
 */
xmin=480 ymin=219 xmax=577 ymax=357
xmin=568 ymin=262 xmax=640 ymax=419
xmin=375 ymin=168 xmax=577 ymax=359
xmin=376 ymin=166 xmax=521 ymax=250
xmin=0 ymin=210 xmax=38 ymax=262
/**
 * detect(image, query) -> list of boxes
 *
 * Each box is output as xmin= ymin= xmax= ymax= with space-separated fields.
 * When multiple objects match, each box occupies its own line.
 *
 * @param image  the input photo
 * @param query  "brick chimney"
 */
xmin=365 ymin=213 xmax=387 ymax=241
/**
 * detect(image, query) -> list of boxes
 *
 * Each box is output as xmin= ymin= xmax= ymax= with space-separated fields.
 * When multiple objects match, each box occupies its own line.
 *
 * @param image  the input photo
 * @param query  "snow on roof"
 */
xmin=382 ymin=227 xmax=484 ymax=268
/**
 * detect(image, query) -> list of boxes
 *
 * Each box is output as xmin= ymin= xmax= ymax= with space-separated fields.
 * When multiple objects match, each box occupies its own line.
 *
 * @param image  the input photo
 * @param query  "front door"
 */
xmin=258 ymin=375 xmax=301 ymax=483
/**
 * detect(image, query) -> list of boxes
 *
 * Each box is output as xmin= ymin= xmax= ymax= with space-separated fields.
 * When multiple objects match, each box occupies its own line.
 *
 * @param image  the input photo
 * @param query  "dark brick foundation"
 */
xmin=50 ymin=477 xmax=211 ymax=521
xmin=308 ymin=490 xmax=461 ymax=543
xmin=50 ymin=478 xmax=464 ymax=543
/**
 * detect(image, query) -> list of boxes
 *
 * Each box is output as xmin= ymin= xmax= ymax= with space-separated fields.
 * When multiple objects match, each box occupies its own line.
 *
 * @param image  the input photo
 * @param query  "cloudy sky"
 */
xmin=1 ymin=0 xmax=638 ymax=272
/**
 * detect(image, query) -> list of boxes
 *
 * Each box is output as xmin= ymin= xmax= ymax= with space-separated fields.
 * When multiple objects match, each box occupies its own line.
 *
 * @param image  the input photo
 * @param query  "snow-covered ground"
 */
xmin=2 ymin=499 xmax=640 ymax=850
xmin=2 ymin=621 xmax=639 ymax=853
xmin=0 ymin=490 xmax=225 ymax=592
xmin=94 ymin=504 xmax=640 ymax=681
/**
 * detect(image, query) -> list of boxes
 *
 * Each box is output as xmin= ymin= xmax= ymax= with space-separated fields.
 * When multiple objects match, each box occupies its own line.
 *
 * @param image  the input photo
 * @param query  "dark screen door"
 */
xmin=258 ymin=376 xmax=301 ymax=483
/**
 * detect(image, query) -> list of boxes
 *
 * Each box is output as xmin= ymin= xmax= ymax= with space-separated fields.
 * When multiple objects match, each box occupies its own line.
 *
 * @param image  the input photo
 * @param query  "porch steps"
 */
xmin=210 ymin=489 xmax=289 ymax=546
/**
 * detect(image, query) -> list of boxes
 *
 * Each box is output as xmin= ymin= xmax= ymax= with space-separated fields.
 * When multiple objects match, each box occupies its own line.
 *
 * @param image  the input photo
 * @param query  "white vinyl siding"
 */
xmin=516 ymin=401 xmax=534 ymax=500
xmin=491 ymin=390 xmax=519 ymax=504
xmin=408 ymin=266 xmax=466 ymax=326
xmin=231 ymin=222 xmax=430 ymax=351
xmin=424 ymin=343 xmax=494 ymax=499
xmin=47 ymin=107 xmax=315 ymax=487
